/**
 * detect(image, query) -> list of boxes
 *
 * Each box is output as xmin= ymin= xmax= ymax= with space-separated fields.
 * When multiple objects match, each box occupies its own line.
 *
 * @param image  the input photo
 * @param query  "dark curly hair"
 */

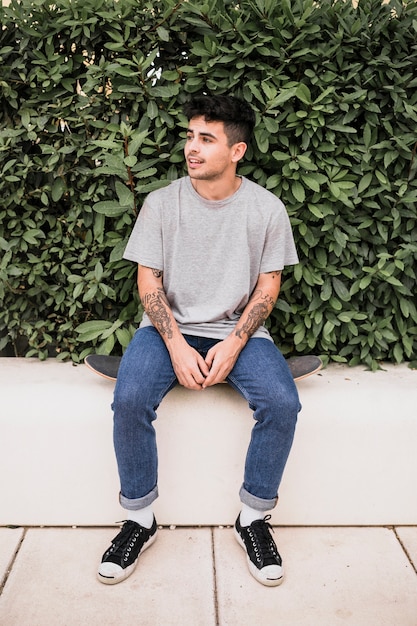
xmin=183 ymin=94 xmax=255 ymax=146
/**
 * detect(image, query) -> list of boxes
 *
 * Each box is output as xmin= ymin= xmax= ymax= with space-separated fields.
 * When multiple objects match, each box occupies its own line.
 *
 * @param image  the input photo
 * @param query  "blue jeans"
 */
xmin=112 ymin=326 xmax=301 ymax=512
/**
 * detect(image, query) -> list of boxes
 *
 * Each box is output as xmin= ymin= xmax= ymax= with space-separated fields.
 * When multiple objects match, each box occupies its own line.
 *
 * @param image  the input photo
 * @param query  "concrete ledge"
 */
xmin=1 ymin=358 xmax=416 ymax=527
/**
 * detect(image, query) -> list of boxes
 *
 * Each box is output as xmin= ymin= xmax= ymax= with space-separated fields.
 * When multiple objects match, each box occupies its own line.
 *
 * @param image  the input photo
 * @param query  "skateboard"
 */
xmin=84 ymin=353 xmax=322 ymax=382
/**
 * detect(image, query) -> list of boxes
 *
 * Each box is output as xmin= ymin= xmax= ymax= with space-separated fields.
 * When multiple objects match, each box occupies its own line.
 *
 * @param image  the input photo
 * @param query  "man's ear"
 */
xmin=231 ymin=141 xmax=248 ymax=163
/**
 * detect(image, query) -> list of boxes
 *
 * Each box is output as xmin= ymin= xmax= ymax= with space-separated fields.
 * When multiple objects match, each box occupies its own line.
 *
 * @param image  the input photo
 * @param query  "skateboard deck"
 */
xmin=84 ymin=353 xmax=322 ymax=383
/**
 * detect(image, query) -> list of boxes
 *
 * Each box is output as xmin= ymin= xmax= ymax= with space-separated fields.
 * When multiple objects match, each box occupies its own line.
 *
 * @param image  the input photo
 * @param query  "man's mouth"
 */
xmin=188 ymin=158 xmax=203 ymax=167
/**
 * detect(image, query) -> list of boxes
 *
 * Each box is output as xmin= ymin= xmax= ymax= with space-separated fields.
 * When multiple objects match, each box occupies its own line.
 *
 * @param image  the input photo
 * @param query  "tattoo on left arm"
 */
xmin=234 ymin=271 xmax=282 ymax=341
xmin=235 ymin=290 xmax=275 ymax=340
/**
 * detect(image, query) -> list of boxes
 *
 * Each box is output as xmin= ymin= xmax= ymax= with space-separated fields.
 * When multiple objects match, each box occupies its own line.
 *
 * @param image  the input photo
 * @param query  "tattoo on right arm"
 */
xmin=151 ymin=268 xmax=163 ymax=278
xmin=141 ymin=288 xmax=173 ymax=338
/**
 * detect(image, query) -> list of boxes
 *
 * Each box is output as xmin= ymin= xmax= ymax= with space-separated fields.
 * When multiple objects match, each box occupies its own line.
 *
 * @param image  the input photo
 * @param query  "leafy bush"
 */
xmin=0 ymin=0 xmax=416 ymax=369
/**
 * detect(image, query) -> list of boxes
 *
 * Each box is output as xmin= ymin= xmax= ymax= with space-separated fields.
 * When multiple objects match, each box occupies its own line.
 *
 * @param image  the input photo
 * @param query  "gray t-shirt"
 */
xmin=124 ymin=176 xmax=298 ymax=340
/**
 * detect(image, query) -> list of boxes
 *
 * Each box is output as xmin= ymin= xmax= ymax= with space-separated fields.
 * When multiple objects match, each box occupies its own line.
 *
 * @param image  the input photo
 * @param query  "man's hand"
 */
xmin=202 ymin=270 xmax=282 ymax=388
xmin=202 ymin=335 xmax=242 ymax=388
xmin=169 ymin=340 xmax=210 ymax=390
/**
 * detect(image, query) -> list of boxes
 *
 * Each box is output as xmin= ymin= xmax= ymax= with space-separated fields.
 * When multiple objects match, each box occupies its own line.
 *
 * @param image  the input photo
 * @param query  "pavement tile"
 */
xmin=0 ymin=528 xmax=24 ymax=587
xmin=396 ymin=527 xmax=417 ymax=570
xmin=0 ymin=527 xmax=216 ymax=626
xmin=213 ymin=526 xmax=417 ymax=626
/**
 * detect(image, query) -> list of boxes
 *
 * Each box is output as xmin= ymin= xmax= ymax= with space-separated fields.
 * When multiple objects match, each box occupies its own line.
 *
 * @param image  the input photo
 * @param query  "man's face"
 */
xmin=184 ymin=116 xmax=240 ymax=182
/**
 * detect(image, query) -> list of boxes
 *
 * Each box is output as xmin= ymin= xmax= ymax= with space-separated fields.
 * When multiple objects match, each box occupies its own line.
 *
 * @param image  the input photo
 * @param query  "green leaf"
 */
xmin=272 ymin=151 xmax=290 ymax=161
xmin=75 ymin=321 xmax=113 ymax=340
xmin=384 ymin=275 xmax=404 ymax=288
xmin=358 ymin=173 xmax=373 ymax=194
xmin=359 ymin=275 xmax=373 ymax=290
xmin=111 ymin=65 xmax=136 ymax=78
xmin=94 ymin=261 xmax=104 ymax=282
xmin=128 ymin=129 xmax=149 ymax=154
xmin=332 ymin=277 xmax=350 ymax=302
xmin=110 ymin=239 xmax=129 ymax=263
xmin=292 ymin=182 xmax=305 ymax=203
xmin=22 ymin=229 xmax=45 ymax=244
xmin=83 ymin=285 xmax=98 ymax=302
xmin=296 ymin=83 xmax=312 ymax=105
xmin=51 ymin=178 xmax=65 ymax=202
xmin=321 ymin=281 xmax=332 ymax=301
xmin=136 ymin=167 xmax=158 ymax=179
xmin=72 ymin=281 xmax=83 ymax=299
xmin=98 ymin=334 xmax=115 ymax=354
xmin=393 ymin=343 xmax=403 ymax=363
xmin=302 ymin=174 xmax=321 ymax=193
xmin=124 ymin=155 xmax=137 ymax=167
xmin=264 ymin=117 xmax=279 ymax=133
xmin=269 ymin=87 xmax=298 ymax=107
xmin=100 ymin=319 xmax=123 ymax=339
xmin=327 ymin=124 xmax=357 ymax=134
xmin=307 ymin=204 xmax=324 ymax=219
xmin=116 ymin=327 xmax=132 ymax=347
xmin=157 ymin=26 xmax=170 ymax=42
xmin=93 ymin=139 xmax=119 ymax=149
xmin=137 ymin=180 xmax=171 ymax=194
xmin=115 ymin=181 xmax=134 ymax=207
xmin=93 ymin=201 xmax=127 ymax=217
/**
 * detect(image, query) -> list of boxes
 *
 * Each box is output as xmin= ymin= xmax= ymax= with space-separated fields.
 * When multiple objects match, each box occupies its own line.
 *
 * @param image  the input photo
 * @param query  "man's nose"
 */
xmin=188 ymin=137 xmax=199 ymax=152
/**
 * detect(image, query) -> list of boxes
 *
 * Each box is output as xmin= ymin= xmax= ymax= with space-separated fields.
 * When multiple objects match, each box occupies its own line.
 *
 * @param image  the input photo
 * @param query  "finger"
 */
xmin=202 ymin=366 xmax=223 ymax=388
xmin=197 ymin=354 xmax=211 ymax=377
xmin=180 ymin=374 xmax=203 ymax=391
xmin=204 ymin=348 xmax=216 ymax=369
xmin=186 ymin=363 xmax=208 ymax=388
xmin=184 ymin=381 xmax=203 ymax=391
xmin=193 ymin=371 xmax=207 ymax=386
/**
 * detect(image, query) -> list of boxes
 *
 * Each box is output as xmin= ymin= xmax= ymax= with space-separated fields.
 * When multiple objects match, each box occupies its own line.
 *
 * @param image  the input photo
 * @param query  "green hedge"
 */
xmin=0 ymin=0 xmax=416 ymax=369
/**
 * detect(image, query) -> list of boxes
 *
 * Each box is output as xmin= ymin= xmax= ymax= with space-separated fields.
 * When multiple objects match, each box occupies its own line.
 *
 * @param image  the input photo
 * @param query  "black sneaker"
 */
xmin=97 ymin=518 xmax=157 ymax=585
xmin=234 ymin=514 xmax=284 ymax=586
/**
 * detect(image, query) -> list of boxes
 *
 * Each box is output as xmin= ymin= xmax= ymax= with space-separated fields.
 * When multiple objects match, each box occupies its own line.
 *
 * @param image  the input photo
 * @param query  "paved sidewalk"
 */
xmin=1 ymin=525 xmax=417 ymax=625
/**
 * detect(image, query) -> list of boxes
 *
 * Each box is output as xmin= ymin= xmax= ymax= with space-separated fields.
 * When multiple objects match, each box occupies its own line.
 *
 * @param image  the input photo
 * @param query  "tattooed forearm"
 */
xmin=234 ymin=290 xmax=275 ymax=341
xmin=151 ymin=268 xmax=163 ymax=278
xmin=141 ymin=288 xmax=173 ymax=338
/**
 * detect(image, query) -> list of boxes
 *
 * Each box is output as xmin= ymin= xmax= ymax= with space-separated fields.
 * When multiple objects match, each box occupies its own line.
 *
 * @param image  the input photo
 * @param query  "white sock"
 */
xmin=127 ymin=505 xmax=154 ymax=529
xmin=239 ymin=504 xmax=267 ymax=527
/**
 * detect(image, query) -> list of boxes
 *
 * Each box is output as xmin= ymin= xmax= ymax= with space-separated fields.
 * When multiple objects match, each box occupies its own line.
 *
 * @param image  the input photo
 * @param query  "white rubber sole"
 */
xmin=97 ymin=529 xmax=158 ymax=585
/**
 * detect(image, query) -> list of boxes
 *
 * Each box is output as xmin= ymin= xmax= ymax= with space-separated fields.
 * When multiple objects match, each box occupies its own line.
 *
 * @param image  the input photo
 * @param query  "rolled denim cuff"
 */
xmin=239 ymin=484 xmax=278 ymax=511
xmin=119 ymin=485 xmax=158 ymax=511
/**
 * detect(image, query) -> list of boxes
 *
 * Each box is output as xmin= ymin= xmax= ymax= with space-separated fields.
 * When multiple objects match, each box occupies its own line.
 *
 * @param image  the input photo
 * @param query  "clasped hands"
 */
xmin=169 ymin=335 xmax=242 ymax=391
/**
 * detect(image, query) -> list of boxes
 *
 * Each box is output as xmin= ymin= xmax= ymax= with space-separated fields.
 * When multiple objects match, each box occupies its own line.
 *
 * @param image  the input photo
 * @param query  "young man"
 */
xmin=97 ymin=94 xmax=301 ymax=587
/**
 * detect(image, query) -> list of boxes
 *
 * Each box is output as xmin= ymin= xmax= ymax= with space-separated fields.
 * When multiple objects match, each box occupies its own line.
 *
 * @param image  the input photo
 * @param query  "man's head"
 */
xmin=183 ymin=94 xmax=255 ymax=147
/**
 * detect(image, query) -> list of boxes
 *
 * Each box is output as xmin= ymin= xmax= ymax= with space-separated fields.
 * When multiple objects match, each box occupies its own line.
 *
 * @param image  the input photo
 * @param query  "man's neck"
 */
xmin=190 ymin=175 xmax=242 ymax=201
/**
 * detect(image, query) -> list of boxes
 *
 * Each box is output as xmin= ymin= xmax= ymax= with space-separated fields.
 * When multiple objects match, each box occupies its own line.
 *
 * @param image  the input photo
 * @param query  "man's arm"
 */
xmin=234 ymin=270 xmax=282 ymax=343
xmin=202 ymin=270 xmax=282 ymax=387
xmin=137 ymin=265 xmax=210 ymax=389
